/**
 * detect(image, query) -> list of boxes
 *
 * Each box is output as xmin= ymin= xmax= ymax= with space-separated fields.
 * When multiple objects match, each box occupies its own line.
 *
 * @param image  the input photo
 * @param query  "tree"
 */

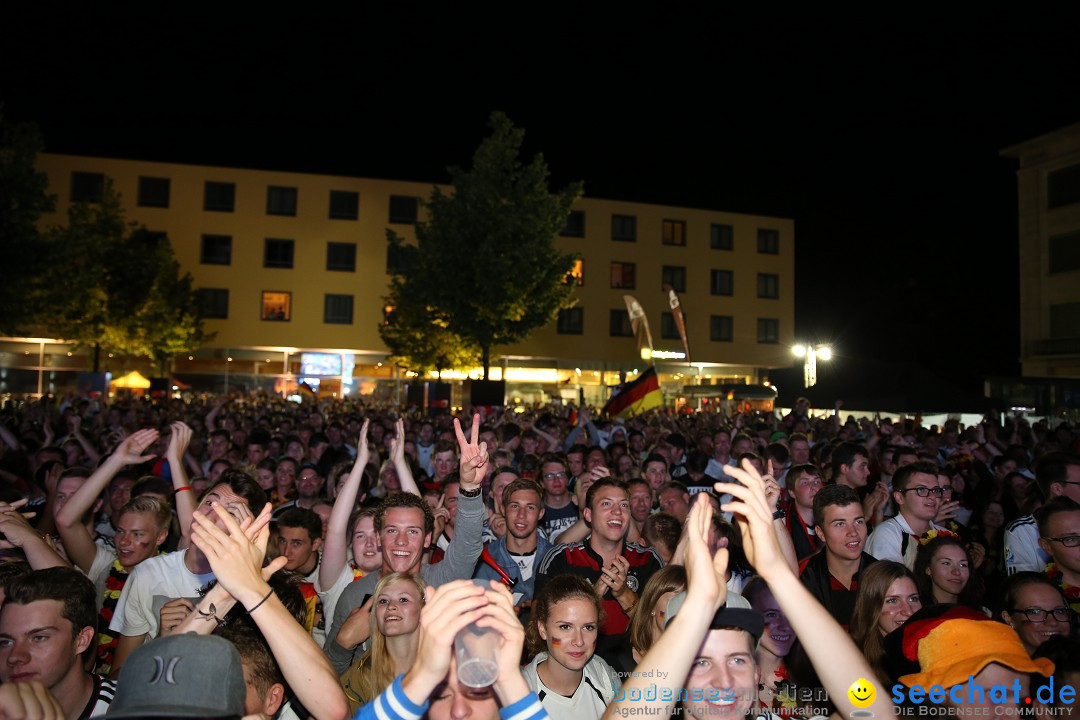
xmin=35 ymin=183 xmax=211 ymax=372
xmin=0 ymin=112 xmax=55 ymax=334
xmin=384 ymin=112 xmax=583 ymax=379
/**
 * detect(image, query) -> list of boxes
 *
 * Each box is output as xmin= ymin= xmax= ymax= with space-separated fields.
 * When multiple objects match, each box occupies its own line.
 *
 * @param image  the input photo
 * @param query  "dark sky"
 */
xmin=5 ymin=8 xmax=1080 ymax=395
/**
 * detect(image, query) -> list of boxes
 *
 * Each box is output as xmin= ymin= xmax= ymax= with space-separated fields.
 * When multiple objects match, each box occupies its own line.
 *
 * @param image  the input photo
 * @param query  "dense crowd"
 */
xmin=0 ymin=392 xmax=1076 ymax=719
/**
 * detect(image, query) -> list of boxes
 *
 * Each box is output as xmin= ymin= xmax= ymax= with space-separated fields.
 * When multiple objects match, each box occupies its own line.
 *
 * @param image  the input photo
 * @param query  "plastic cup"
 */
xmin=454 ymin=621 xmax=499 ymax=688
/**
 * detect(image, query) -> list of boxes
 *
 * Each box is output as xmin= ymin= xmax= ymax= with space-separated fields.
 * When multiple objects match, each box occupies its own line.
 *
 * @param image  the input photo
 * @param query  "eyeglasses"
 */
xmin=1009 ymin=607 xmax=1072 ymax=623
xmin=901 ymin=486 xmax=945 ymax=498
xmin=1045 ymin=535 xmax=1080 ymax=548
xmin=543 ymin=472 xmax=568 ymax=481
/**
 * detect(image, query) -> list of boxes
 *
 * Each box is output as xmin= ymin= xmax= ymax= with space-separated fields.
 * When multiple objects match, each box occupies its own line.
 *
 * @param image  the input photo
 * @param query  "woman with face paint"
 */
xmin=743 ymin=576 xmax=797 ymax=704
xmin=522 ymin=574 xmax=621 ymax=720
xmin=53 ymin=429 xmax=173 ymax=676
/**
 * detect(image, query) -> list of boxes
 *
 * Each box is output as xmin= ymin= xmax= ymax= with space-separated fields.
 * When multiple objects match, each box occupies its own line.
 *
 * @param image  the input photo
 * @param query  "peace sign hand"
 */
xmin=454 ymin=414 xmax=488 ymax=491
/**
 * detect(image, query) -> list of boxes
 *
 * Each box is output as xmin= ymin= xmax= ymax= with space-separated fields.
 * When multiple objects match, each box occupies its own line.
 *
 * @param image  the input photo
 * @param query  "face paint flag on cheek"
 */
xmin=550 ymin=638 xmax=562 ymax=647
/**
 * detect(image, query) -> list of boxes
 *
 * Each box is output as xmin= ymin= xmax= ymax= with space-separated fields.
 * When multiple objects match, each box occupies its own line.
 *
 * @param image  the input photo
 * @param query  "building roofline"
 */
xmin=39 ymin=152 xmax=794 ymax=221
xmin=1000 ymin=122 xmax=1080 ymax=158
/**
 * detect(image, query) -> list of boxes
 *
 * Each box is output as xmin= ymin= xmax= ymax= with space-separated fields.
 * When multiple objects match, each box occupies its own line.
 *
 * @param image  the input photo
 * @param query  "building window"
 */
xmin=137 ymin=177 xmax=170 ymax=208
xmin=389 ymin=195 xmax=418 ymax=224
xmin=327 ymin=242 xmax=357 ymax=272
xmin=200 ymin=235 xmax=232 ymax=265
xmin=610 ymin=309 xmax=633 ymax=337
xmin=612 ymin=214 xmax=636 ymax=242
xmin=711 ymin=315 xmax=733 ymax=342
xmin=196 ymin=289 xmax=229 ymax=319
xmin=557 ymin=307 xmax=584 ymax=334
xmin=711 ymin=224 xmax=733 ymax=250
xmin=662 ymin=219 xmax=686 ymax=246
xmin=564 ymin=259 xmax=584 ymax=286
xmin=662 ymin=265 xmax=686 ymax=292
xmin=329 ymin=190 xmax=359 ymax=220
xmin=757 ymin=273 xmax=779 ymax=299
xmin=710 ymin=269 xmax=734 ymax=296
xmin=561 ymin=211 xmax=585 ymax=237
xmin=661 ymin=312 xmax=680 ymax=339
xmin=267 ymin=186 xmax=298 ymax=216
xmin=386 ymin=242 xmax=408 ymax=274
xmin=70 ymin=172 xmax=105 ymax=203
xmin=1048 ymin=164 xmax=1080 ymax=210
xmin=1050 ymin=302 xmax=1080 ymax=337
xmin=757 ymin=318 xmax=779 ymax=344
xmin=757 ymin=228 xmax=780 ymax=254
xmin=204 ymin=182 xmax=235 ymax=212
xmin=262 ymin=291 xmax=291 ymax=321
xmin=610 ymin=262 xmax=636 ymax=289
xmin=264 ymin=239 xmax=295 ymax=269
xmin=324 ymin=294 xmax=354 ymax=324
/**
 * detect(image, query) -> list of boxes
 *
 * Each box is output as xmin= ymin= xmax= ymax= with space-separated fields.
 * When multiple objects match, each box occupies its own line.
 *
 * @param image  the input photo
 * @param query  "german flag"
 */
xmin=603 ymin=367 xmax=662 ymax=418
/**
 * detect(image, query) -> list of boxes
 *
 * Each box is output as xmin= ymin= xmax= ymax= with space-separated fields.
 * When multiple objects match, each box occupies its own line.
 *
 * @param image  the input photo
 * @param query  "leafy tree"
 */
xmin=384 ymin=112 xmax=583 ymax=379
xmin=36 ymin=183 xmax=210 ymax=372
xmin=0 ymin=112 xmax=55 ymax=333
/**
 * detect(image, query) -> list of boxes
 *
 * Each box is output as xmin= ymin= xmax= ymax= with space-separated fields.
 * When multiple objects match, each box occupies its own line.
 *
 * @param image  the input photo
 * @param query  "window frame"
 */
xmin=324 ymin=293 xmax=355 ymax=325
xmin=757 ymin=318 xmax=780 ymax=344
xmin=661 ymin=265 xmax=687 ymax=293
xmin=609 ymin=309 xmax=633 ymax=337
xmin=710 ymin=269 xmax=734 ymax=296
xmin=662 ymin=219 xmax=687 ymax=247
xmin=388 ymin=195 xmax=419 ymax=224
xmin=261 ymin=291 xmax=292 ymax=322
xmin=266 ymin=186 xmax=298 ymax=217
xmin=328 ymin=190 xmax=360 ymax=220
xmin=326 ymin=242 xmax=357 ymax=272
xmin=200 ymin=234 xmax=232 ymax=266
xmin=556 ymin=307 xmax=584 ymax=335
xmin=137 ymin=176 xmax=171 ymax=208
xmin=710 ymin=315 xmax=733 ymax=342
xmin=263 ymin=238 xmax=295 ymax=269
xmin=610 ymin=261 xmax=636 ymax=289
xmin=710 ymin=223 xmax=733 ymax=251
xmin=561 ymin=210 xmax=586 ymax=238
xmin=611 ymin=214 xmax=637 ymax=242
xmin=757 ymin=228 xmax=780 ymax=254
xmin=757 ymin=273 xmax=780 ymax=299
xmin=70 ymin=172 xmax=105 ymax=203
xmin=204 ymin=181 xmax=236 ymax=212
xmin=196 ymin=288 xmax=229 ymax=319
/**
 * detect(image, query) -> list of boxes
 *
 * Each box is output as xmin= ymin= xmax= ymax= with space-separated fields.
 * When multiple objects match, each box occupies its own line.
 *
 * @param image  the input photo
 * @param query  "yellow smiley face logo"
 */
xmin=848 ymin=678 xmax=876 ymax=708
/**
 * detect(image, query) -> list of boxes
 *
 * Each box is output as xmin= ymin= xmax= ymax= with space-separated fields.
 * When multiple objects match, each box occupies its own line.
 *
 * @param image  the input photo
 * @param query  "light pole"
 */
xmin=792 ymin=344 xmax=831 ymax=388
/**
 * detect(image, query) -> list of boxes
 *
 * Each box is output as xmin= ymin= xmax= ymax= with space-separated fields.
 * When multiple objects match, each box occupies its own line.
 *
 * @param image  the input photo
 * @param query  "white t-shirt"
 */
xmin=510 ymin=550 xmax=537 ymax=582
xmin=523 ymin=653 xmax=620 ymax=720
xmin=86 ymin=544 xmax=118 ymax=610
xmin=109 ymin=549 xmax=214 ymax=639
xmin=315 ymin=563 xmax=365 ymax=639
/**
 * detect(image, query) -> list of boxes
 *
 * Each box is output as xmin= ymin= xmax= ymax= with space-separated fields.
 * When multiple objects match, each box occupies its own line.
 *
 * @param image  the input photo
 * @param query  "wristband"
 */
xmin=245 ymin=588 xmax=274 ymax=614
xmin=458 ymin=486 xmax=482 ymax=498
xmin=174 ymin=486 xmax=193 ymax=494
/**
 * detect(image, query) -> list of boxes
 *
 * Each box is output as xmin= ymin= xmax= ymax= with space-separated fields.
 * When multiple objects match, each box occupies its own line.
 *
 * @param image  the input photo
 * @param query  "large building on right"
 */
xmin=1003 ymin=123 xmax=1080 ymax=378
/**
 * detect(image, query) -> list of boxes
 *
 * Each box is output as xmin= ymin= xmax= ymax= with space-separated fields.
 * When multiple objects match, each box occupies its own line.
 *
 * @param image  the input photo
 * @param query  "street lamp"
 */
xmin=792 ymin=343 xmax=832 ymax=388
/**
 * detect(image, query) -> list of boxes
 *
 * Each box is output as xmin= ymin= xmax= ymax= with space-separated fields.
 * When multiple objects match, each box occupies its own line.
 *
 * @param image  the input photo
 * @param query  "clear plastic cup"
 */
xmin=454 ymin=622 xmax=499 ymax=688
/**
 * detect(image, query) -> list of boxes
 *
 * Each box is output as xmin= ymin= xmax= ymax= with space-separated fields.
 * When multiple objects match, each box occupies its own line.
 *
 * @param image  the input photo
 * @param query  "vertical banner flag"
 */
xmin=662 ymin=284 xmax=691 ymax=364
xmin=622 ymin=295 xmax=654 ymax=360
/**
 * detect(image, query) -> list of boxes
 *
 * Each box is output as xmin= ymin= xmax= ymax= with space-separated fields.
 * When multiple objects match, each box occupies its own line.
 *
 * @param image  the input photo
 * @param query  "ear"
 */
xmin=312 ymin=537 xmax=324 ymax=553
xmin=425 ymin=531 xmax=433 ymax=547
xmin=583 ymin=507 xmax=593 ymax=526
xmin=1038 ymin=537 xmax=1052 ymax=557
xmin=1001 ymin=610 xmax=1016 ymax=628
xmin=537 ymin=618 xmax=548 ymax=641
xmin=154 ymin=528 xmax=169 ymax=548
xmin=892 ymin=490 xmax=904 ymax=507
xmin=264 ymin=682 xmax=286 ymax=716
xmin=537 ymin=506 xmax=545 ymax=520
xmin=74 ymin=625 xmax=95 ymax=655
xmin=813 ymin=524 xmax=823 ymax=539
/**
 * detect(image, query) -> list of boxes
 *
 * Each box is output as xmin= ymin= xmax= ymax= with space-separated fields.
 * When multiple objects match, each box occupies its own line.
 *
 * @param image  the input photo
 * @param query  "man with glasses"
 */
xmin=866 ymin=461 xmax=944 ymax=569
xmin=1036 ymin=497 xmax=1080 ymax=613
xmin=1006 ymin=452 xmax=1080 ymax=575
xmin=537 ymin=455 xmax=577 ymax=539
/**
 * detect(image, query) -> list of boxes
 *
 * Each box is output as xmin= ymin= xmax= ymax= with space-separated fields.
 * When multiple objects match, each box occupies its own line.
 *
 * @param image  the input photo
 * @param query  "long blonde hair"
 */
xmin=341 ymin=572 xmax=426 ymax=709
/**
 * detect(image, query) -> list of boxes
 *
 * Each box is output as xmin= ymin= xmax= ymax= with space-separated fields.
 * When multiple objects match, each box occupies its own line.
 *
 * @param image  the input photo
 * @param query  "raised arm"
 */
xmin=321 ymin=419 xmax=369 ymax=590
xmin=55 ymin=429 xmax=158 ymax=574
xmin=191 ymin=502 xmax=349 ymax=720
xmin=166 ymin=422 xmax=196 ymax=550
xmin=66 ymin=415 xmax=100 ymax=465
xmin=602 ymin=494 xmax=727 ymax=720
xmin=389 ymin=418 xmax=420 ymax=496
xmin=717 ymin=460 xmax=895 ymax=720
xmin=0 ymin=501 xmax=68 ymax=570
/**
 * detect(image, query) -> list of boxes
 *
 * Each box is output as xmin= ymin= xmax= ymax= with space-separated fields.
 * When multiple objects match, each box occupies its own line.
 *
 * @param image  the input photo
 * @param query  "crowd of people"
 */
xmin=0 ymin=391 xmax=1076 ymax=719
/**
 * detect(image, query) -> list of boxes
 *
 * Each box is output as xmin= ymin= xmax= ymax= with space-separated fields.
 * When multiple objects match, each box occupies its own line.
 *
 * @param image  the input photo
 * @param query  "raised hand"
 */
xmin=336 ymin=594 xmax=376 ymax=649
xmin=406 ymin=580 xmax=489 ymax=694
xmin=190 ymin=503 xmax=286 ymax=609
xmin=355 ymin=418 xmax=371 ymax=471
xmin=112 ymin=428 xmax=159 ymax=466
xmin=453 ymin=414 xmax=488 ymax=490
xmin=714 ymin=460 xmax=787 ymax=582
xmin=166 ymin=422 xmax=192 ymax=460
xmin=158 ymin=598 xmax=195 ymax=636
xmin=684 ymin=493 xmax=728 ymax=612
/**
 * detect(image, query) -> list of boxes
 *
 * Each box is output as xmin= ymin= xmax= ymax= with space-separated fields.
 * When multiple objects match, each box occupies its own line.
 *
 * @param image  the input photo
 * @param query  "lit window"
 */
xmin=662 ymin=219 xmax=686 ymax=246
xmin=564 ymin=259 xmax=584 ymax=286
xmin=261 ymin=291 xmax=291 ymax=322
xmin=610 ymin=262 xmax=635 ymax=289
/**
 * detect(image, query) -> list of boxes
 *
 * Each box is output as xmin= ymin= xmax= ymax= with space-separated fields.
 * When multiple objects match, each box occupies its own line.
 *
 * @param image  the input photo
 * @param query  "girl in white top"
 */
xmin=523 ymin=574 xmax=620 ymax=720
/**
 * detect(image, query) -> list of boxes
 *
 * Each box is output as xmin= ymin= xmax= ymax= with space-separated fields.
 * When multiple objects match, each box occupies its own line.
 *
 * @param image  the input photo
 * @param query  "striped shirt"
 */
xmin=355 ymin=674 xmax=547 ymax=720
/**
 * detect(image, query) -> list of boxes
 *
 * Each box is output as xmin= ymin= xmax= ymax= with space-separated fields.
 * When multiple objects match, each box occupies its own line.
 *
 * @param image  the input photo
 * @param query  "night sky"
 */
xmin=5 ymin=8 xmax=1080 ymax=398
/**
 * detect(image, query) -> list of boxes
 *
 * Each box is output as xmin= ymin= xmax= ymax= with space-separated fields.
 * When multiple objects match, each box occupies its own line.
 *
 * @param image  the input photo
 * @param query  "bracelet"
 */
xmin=245 ymin=588 xmax=274 ymax=614
xmin=196 ymin=602 xmax=225 ymax=626
xmin=174 ymin=486 xmax=193 ymax=494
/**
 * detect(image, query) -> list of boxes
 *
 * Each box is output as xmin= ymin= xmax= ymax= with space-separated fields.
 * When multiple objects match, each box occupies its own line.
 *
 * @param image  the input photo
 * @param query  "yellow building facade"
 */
xmin=1003 ymin=123 xmax=1080 ymax=379
xmin=8 ymin=154 xmax=795 ymax=403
